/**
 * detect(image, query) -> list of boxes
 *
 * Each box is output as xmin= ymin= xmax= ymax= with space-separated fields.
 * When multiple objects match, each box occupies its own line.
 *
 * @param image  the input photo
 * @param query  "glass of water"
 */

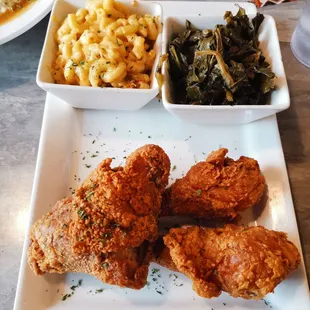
xmin=291 ymin=1 xmax=310 ymax=68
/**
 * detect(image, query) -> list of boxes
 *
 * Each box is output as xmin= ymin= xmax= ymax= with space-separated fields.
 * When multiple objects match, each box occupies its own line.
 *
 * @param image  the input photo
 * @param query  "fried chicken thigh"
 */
xmin=162 ymin=148 xmax=265 ymax=219
xmin=28 ymin=144 xmax=170 ymax=289
xmin=155 ymin=225 xmax=300 ymax=299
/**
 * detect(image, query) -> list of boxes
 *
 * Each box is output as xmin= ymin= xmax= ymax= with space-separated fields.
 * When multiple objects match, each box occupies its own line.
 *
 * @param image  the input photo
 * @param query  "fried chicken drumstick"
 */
xmin=154 ymin=225 xmax=300 ymax=299
xmin=28 ymin=144 xmax=170 ymax=289
xmin=161 ymin=148 xmax=265 ymax=219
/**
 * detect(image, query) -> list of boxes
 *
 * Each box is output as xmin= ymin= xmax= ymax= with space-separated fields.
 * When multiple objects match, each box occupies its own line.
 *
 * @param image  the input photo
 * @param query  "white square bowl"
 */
xmin=162 ymin=14 xmax=290 ymax=124
xmin=36 ymin=0 xmax=162 ymax=110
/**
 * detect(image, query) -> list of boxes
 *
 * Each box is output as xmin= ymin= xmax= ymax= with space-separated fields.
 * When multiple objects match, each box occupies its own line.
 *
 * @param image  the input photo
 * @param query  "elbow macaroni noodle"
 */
xmin=52 ymin=0 xmax=160 ymax=88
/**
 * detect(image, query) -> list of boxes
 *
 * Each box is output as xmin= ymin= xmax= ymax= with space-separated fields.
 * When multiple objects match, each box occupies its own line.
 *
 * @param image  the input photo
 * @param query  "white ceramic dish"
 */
xmin=0 ymin=0 xmax=54 ymax=45
xmin=162 ymin=14 xmax=290 ymax=124
xmin=13 ymin=93 xmax=310 ymax=310
xmin=36 ymin=0 xmax=162 ymax=110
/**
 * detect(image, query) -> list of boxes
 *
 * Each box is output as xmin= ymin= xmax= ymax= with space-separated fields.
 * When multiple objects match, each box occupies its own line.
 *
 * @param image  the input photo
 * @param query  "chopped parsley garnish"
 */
xmin=84 ymin=191 xmax=94 ymax=200
xmin=172 ymin=165 xmax=177 ymax=171
xmin=89 ymin=183 xmax=97 ymax=189
xmin=102 ymin=232 xmax=112 ymax=239
xmin=95 ymin=288 xmax=104 ymax=293
xmin=148 ymin=135 xmax=151 ymax=139
xmin=92 ymin=140 xmax=96 ymax=144
xmin=85 ymin=164 xmax=91 ymax=168
xmin=91 ymin=154 xmax=97 ymax=158
xmin=72 ymin=62 xmax=78 ymax=67
xmin=77 ymin=208 xmax=88 ymax=220
xmin=113 ymin=127 xmax=116 ymax=132
xmin=152 ymin=268 xmax=160 ymax=274
xmin=197 ymin=189 xmax=202 ymax=196
xmin=62 ymin=293 xmax=72 ymax=301
xmin=155 ymin=290 xmax=163 ymax=295
xmin=102 ymin=262 xmax=109 ymax=268
xmin=79 ymin=61 xmax=85 ymax=65
xmin=82 ymin=156 xmax=85 ymax=160
xmin=78 ymin=279 xmax=83 ymax=286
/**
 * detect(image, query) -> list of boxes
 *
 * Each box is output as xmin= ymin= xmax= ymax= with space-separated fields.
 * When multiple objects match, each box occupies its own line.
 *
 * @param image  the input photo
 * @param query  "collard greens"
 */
xmin=168 ymin=8 xmax=276 ymax=105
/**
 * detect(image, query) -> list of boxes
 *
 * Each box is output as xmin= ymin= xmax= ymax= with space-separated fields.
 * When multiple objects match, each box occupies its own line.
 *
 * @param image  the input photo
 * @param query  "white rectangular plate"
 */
xmin=14 ymin=93 xmax=310 ymax=310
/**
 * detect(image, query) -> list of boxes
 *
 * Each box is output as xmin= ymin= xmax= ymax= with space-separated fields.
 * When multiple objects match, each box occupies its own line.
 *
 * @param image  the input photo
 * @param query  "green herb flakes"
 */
xmin=77 ymin=208 xmax=88 ymax=220
xmin=95 ymin=288 xmax=104 ymax=293
xmin=102 ymin=232 xmax=112 ymax=239
xmin=62 ymin=293 xmax=72 ymax=301
xmin=84 ymin=191 xmax=94 ymax=200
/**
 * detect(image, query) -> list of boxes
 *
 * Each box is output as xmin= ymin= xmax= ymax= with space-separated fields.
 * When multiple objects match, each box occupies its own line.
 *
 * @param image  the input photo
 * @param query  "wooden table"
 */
xmin=0 ymin=2 xmax=309 ymax=309
xmin=260 ymin=0 xmax=310 ymax=284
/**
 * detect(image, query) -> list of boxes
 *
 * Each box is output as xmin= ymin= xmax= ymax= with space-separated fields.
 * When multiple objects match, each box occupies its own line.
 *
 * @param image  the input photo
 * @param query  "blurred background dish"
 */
xmin=0 ymin=0 xmax=54 ymax=45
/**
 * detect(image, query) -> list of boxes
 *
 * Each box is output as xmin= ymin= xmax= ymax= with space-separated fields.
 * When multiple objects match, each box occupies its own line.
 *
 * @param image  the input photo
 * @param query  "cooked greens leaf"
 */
xmin=167 ymin=9 xmax=275 ymax=106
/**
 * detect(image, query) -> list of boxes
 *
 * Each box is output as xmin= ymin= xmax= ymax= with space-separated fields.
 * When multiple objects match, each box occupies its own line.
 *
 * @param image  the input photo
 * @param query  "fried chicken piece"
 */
xmin=162 ymin=148 xmax=265 ymax=219
xmin=28 ymin=144 xmax=170 ymax=289
xmin=126 ymin=144 xmax=171 ymax=193
xmin=156 ymin=225 xmax=300 ymax=299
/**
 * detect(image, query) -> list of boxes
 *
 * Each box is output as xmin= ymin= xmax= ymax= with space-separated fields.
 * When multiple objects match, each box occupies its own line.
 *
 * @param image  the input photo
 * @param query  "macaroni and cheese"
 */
xmin=52 ymin=0 xmax=160 ymax=89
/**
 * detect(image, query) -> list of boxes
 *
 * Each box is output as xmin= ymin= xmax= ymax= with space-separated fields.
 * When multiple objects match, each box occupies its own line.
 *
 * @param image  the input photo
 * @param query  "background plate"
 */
xmin=0 ymin=0 xmax=54 ymax=45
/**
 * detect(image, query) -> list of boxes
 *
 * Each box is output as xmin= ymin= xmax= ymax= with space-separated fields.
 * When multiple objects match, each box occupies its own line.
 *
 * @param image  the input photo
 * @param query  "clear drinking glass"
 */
xmin=291 ymin=1 xmax=310 ymax=68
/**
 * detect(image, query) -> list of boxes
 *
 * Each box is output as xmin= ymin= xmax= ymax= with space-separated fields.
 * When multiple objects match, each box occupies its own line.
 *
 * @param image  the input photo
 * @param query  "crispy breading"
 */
xmin=162 ymin=148 xmax=265 ymax=219
xmin=126 ymin=144 xmax=171 ymax=193
xmin=158 ymin=225 xmax=301 ymax=299
xmin=28 ymin=144 xmax=170 ymax=289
